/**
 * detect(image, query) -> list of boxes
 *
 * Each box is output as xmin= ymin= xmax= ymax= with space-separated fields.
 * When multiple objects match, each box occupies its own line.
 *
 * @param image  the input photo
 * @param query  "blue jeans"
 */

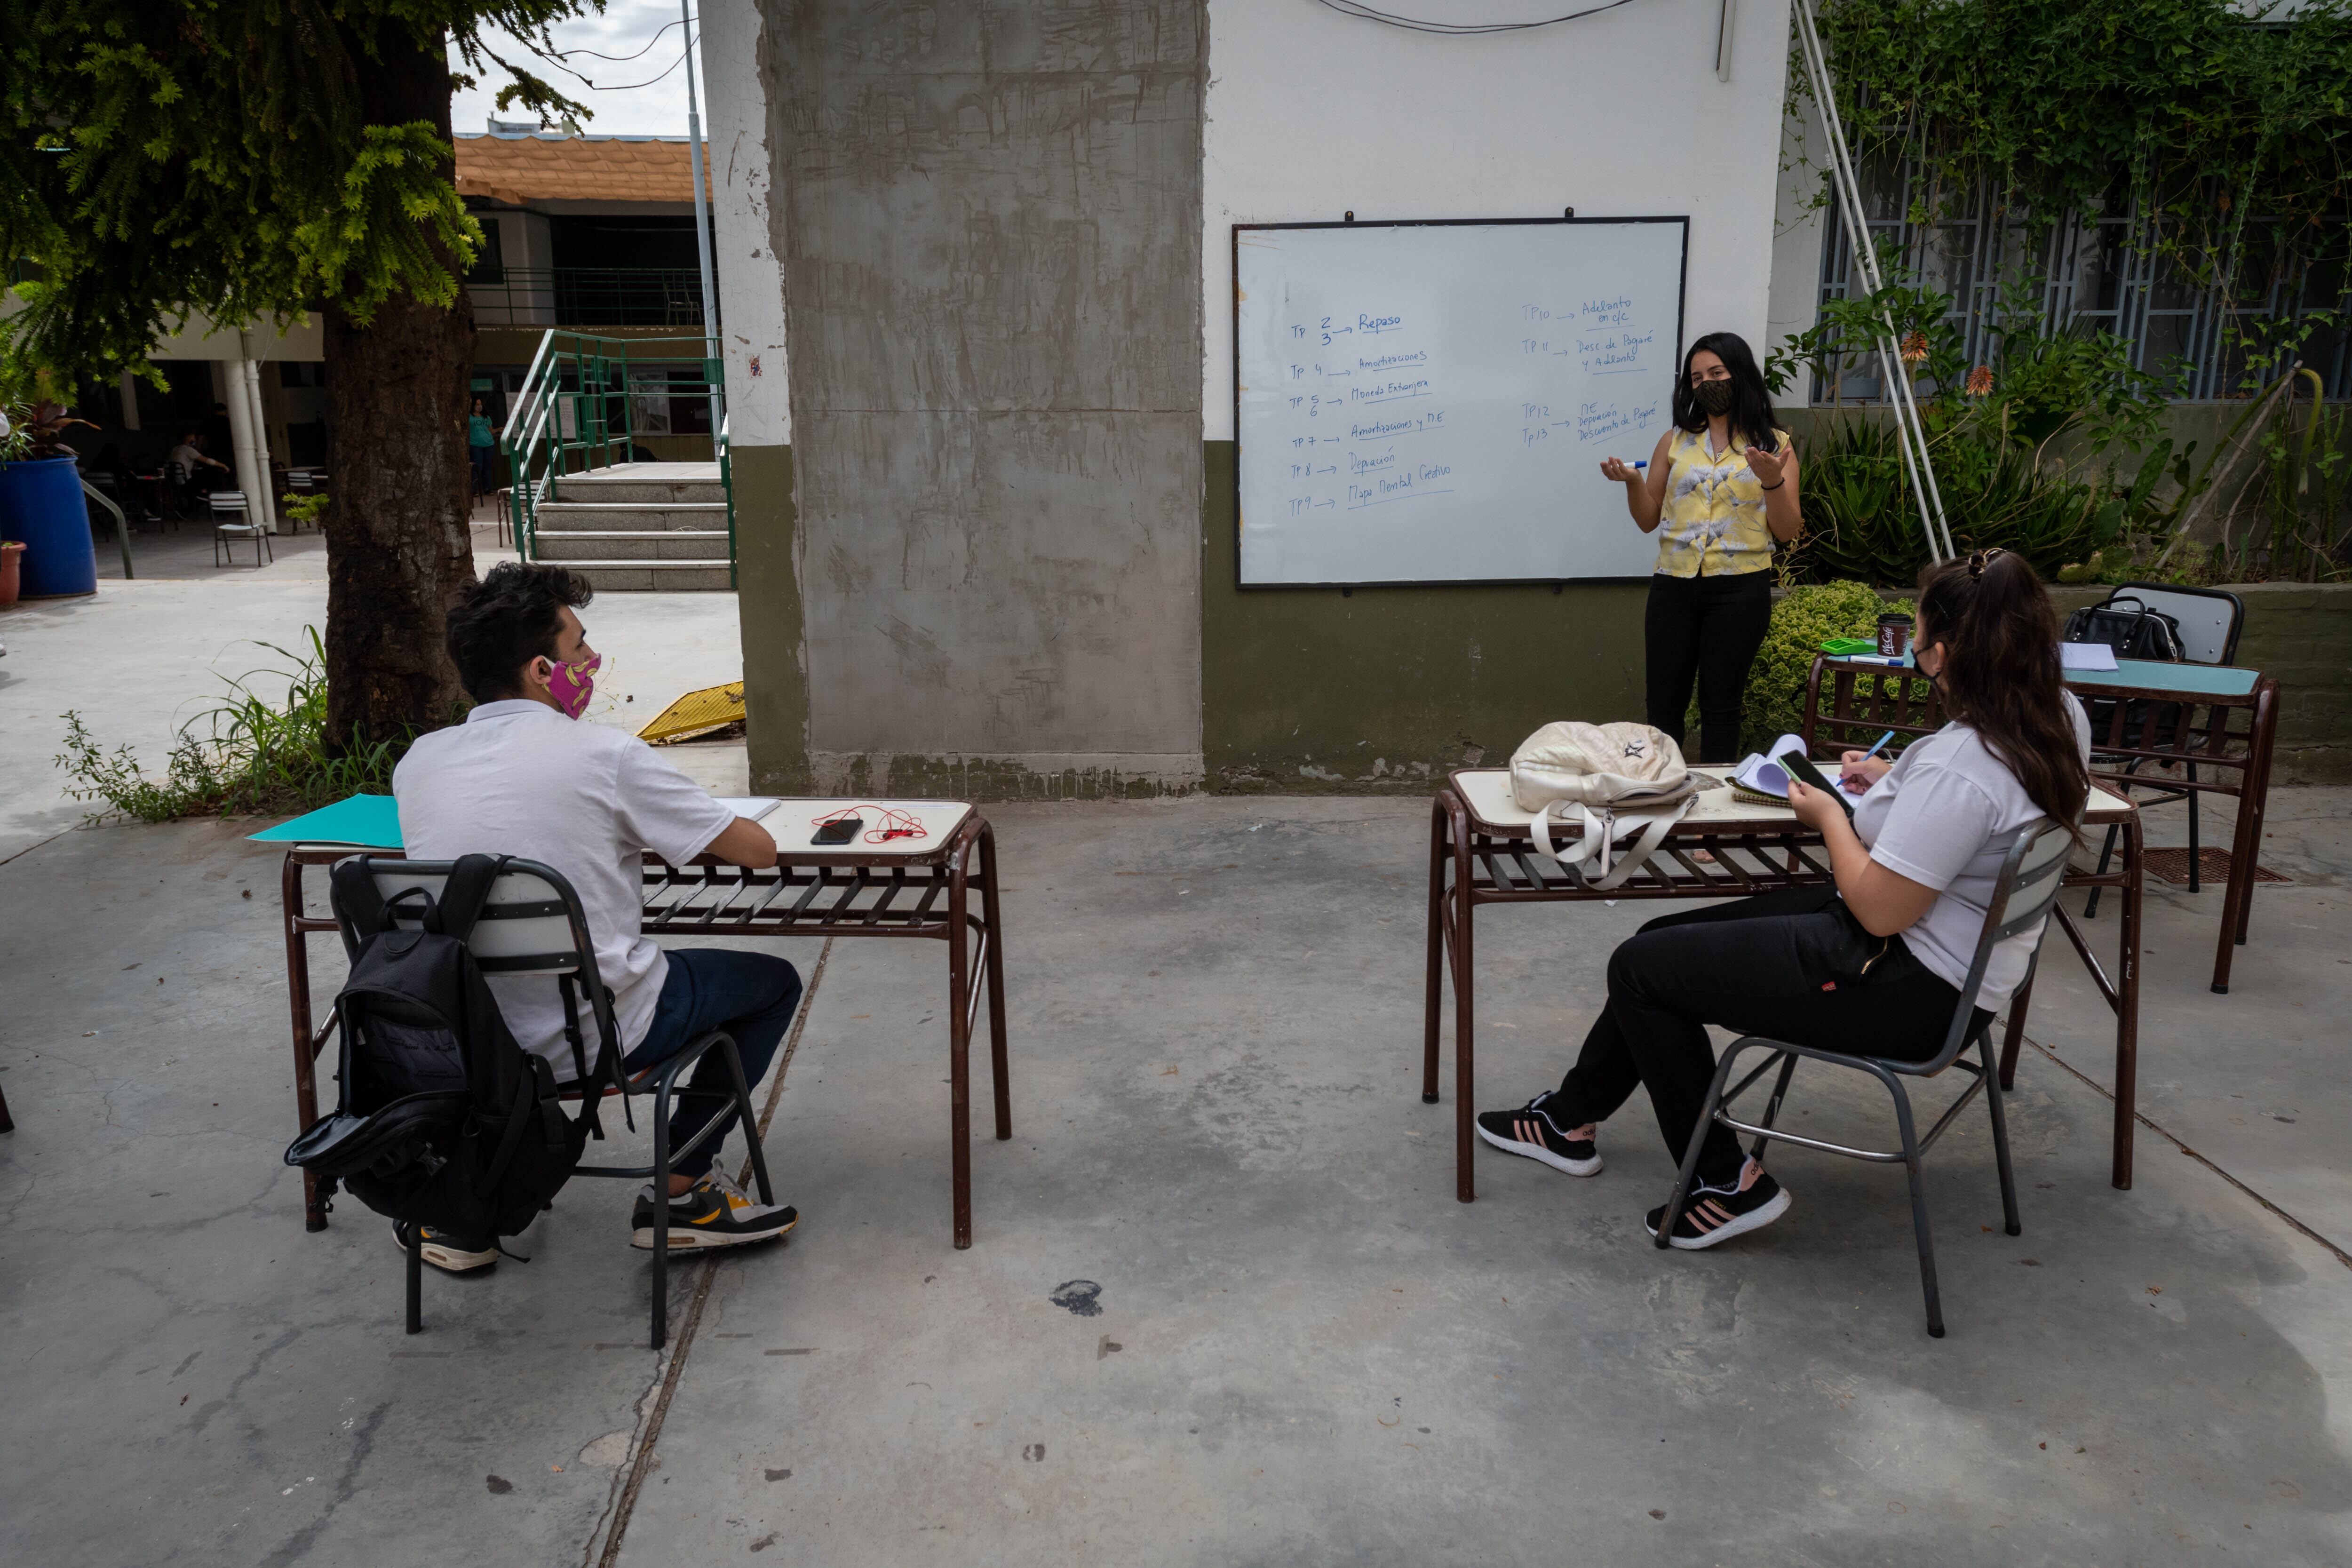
xmin=469 ymin=445 xmax=499 ymax=495
xmin=621 ymin=949 xmax=803 ymax=1179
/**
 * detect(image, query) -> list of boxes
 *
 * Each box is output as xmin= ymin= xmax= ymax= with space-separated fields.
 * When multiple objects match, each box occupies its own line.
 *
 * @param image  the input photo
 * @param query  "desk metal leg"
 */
xmin=979 ymin=821 xmax=1011 ymax=1143
xmin=2114 ymin=814 xmax=2142 ymax=1190
xmin=948 ymin=838 xmax=975 ymax=1250
xmin=282 ymin=854 xmax=328 ymax=1232
xmin=1422 ymin=799 xmax=1447 ymax=1104
xmin=1450 ymin=803 xmax=1477 ymax=1204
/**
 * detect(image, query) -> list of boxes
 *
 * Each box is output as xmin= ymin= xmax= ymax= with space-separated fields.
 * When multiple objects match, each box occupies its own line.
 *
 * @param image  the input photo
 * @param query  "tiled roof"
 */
xmin=454 ymin=133 xmax=710 ymax=205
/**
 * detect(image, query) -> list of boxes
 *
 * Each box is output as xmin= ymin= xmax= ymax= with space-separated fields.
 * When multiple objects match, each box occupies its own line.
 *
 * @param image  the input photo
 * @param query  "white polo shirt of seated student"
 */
xmin=1849 ymin=692 xmax=2092 ymax=1006
xmin=392 ymin=699 xmax=736 ymax=1080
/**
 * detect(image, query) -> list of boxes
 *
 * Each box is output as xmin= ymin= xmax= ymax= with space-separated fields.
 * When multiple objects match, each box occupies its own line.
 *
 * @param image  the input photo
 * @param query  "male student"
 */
xmin=392 ymin=561 xmax=801 ymax=1274
xmin=167 ymin=430 xmax=231 ymax=489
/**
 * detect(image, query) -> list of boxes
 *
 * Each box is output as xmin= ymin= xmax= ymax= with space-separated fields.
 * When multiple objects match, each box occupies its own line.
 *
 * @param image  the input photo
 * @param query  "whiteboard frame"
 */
xmin=1231 ymin=215 xmax=1691 ymax=590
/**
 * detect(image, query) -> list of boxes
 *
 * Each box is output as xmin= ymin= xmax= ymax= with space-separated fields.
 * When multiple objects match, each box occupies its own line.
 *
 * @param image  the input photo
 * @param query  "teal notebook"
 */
xmin=246 ymin=793 xmax=405 ymax=848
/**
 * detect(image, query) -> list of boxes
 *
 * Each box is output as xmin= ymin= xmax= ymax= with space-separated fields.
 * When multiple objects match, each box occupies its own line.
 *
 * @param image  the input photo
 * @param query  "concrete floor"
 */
xmin=5 ymin=787 xmax=2351 ymax=1566
xmin=0 ymin=517 xmax=743 ymax=862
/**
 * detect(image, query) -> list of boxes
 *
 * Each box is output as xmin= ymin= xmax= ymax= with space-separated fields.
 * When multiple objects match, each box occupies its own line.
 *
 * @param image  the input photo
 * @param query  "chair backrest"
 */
xmin=342 ymin=855 xmax=627 ymax=1085
xmin=359 ymin=859 xmax=594 ymax=976
xmin=1929 ymin=818 xmax=2076 ymax=1067
xmin=209 ymin=488 xmax=248 ymax=517
xmin=1801 ymin=654 xmax=1950 ymax=759
xmin=2102 ymin=581 xmax=2243 ymax=665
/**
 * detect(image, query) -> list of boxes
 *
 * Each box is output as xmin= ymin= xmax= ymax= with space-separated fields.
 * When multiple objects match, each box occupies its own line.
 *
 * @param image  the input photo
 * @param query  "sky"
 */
xmin=447 ymin=0 xmax=703 ymax=138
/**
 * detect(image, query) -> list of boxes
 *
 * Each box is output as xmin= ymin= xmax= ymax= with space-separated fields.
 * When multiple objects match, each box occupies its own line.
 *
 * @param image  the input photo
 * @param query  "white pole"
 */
xmin=241 ymin=357 xmax=278 ymax=532
xmin=681 ymin=0 xmax=724 ymax=436
xmin=224 ymin=339 xmax=268 ymax=532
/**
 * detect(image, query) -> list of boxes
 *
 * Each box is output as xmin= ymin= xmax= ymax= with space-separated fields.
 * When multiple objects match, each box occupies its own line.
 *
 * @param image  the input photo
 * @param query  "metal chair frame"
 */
xmin=2079 ymin=582 xmax=2245 ymax=906
xmin=210 ymin=490 xmax=272 ymax=567
xmin=340 ymin=856 xmax=777 ymax=1348
xmin=1652 ymin=819 xmax=2077 ymax=1338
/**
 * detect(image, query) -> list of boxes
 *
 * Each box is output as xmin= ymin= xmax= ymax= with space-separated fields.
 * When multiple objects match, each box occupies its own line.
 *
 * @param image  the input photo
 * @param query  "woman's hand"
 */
xmin=1746 ymin=442 xmax=1788 ymax=487
xmin=1598 ymin=456 xmax=1643 ymax=485
xmin=1838 ymin=751 xmax=1893 ymax=794
xmin=1785 ymin=778 xmax=1851 ymax=836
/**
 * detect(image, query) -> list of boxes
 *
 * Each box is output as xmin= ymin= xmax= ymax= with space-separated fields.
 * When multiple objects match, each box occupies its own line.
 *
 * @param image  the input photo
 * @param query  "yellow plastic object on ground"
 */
xmin=636 ymin=681 xmax=747 ymax=745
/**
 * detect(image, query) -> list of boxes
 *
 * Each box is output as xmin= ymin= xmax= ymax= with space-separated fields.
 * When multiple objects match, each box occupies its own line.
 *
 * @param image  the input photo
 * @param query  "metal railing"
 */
xmin=501 ymin=330 xmax=731 ymax=581
xmin=467 ymin=267 xmax=707 ymax=328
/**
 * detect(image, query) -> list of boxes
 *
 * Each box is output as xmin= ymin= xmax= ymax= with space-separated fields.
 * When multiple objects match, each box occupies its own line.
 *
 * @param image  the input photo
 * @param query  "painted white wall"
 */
xmin=1765 ymin=90 xmax=1831 ymax=382
xmin=1202 ymin=0 xmax=1794 ymax=441
xmin=701 ymin=0 xmax=790 ymax=447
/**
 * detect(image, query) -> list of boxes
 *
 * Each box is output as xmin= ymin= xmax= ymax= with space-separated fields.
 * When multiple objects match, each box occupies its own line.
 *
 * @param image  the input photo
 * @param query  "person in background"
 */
xmin=467 ymin=398 xmax=502 ymax=502
xmin=392 ymin=562 xmax=802 ymax=1275
xmin=1476 ymin=549 xmax=2088 ymax=1250
xmin=203 ymin=400 xmax=234 ymax=461
xmin=167 ymin=430 xmax=231 ymax=494
xmin=1600 ymin=332 xmax=1801 ymax=764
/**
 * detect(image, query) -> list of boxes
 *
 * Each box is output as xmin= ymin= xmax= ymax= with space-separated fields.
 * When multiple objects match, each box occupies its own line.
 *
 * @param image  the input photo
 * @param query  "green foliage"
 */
xmin=0 ymin=0 xmax=603 ymax=390
xmin=1804 ymin=0 xmax=2352 ymax=382
xmin=1739 ymin=581 xmax=1915 ymax=757
xmin=53 ymin=628 xmax=406 ymax=824
xmin=280 ymin=491 xmax=332 ymax=527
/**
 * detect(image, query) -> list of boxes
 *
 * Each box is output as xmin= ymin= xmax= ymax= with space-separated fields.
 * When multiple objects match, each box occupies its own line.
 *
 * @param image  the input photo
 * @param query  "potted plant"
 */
xmin=0 ymin=401 xmax=103 ymax=598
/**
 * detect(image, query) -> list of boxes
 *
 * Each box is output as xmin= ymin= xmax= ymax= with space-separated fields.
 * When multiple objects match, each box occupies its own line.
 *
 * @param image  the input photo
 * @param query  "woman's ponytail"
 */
xmin=1915 ymin=549 xmax=2089 ymax=836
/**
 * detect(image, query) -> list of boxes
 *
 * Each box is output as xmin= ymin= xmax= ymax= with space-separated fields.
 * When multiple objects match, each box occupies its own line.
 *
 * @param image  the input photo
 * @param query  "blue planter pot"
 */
xmin=0 ymin=457 xmax=98 ymax=597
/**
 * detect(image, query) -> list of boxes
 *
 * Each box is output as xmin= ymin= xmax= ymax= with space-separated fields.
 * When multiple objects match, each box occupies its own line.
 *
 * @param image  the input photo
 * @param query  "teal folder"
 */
xmin=246 ymin=793 xmax=405 ymax=848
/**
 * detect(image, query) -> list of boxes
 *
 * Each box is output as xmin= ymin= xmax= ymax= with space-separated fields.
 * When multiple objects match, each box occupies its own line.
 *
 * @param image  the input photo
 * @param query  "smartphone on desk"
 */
xmin=811 ymin=817 xmax=862 ymax=846
xmin=1775 ymin=752 xmax=1856 ymax=819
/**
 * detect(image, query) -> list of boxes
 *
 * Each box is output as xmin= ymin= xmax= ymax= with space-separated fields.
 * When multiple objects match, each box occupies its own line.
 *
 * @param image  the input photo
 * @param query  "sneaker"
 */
xmin=1475 ymin=1090 xmax=1603 ymax=1177
xmin=1645 ymin=1161 xmax=1791 ymax=1250
xmin=391 ymin=1220 xmax=498 ymax=1275
xmin=630 ymin=1168 xmax=798 ymax=1250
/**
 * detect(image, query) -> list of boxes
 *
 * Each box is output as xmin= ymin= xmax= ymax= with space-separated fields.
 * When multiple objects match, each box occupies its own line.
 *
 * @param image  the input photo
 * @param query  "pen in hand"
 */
xmin=1840 ymin=730 xmax=1897 ymax=793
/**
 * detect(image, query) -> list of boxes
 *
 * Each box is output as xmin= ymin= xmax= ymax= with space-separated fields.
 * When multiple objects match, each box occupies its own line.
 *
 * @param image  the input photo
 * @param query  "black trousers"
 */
xmin=1644 ymin=570 xmax=1774 ymax=764
xmin=1551 ymin=885 xmax=1990 ymax=1187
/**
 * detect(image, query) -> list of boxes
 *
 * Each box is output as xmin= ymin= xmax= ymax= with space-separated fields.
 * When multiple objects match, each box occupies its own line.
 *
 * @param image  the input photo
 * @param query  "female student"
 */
xmin=1599 ymin=332 xmax=1801 ymax=764
xmin=468 ymin=398 xmax=503 ymax=501
xmin=1475 ymin=549 xmax=2090 ymax=1247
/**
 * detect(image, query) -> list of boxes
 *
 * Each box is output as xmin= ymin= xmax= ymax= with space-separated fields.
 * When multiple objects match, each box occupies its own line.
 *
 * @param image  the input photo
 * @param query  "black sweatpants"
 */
xmin=1550 ymin=885 xmax=1990 ymax=1187
xmin=1644 ymin=570 xmax=1774 ymax=764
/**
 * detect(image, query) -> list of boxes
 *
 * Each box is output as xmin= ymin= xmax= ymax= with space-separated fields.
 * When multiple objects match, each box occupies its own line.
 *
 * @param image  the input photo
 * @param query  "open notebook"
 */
xmin=1728 ymin=734 xmax=1855 ymax=818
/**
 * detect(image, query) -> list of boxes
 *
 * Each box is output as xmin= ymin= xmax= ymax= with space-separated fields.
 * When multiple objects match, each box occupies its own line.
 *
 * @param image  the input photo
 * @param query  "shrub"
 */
xmin=1740 ymin=581 xmax=1912 ymax=756
xmin=54 ymin=627 xmax=407 ymax=824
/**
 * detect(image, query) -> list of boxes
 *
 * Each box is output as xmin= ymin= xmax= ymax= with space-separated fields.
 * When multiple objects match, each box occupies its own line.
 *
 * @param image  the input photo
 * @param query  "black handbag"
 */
xmin=2063 ymin=595 xmax=2185 ymax=663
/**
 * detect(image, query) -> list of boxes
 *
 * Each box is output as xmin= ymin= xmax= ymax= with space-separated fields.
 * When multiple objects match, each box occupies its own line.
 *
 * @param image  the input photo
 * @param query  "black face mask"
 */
xmin=1692 ymin=379 xmax=1735 ymax=416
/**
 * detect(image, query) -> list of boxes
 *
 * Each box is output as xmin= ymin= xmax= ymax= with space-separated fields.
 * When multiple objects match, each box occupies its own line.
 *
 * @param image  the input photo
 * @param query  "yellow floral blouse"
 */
xmin=1653 ymin=425 xmax=1790 ymax=578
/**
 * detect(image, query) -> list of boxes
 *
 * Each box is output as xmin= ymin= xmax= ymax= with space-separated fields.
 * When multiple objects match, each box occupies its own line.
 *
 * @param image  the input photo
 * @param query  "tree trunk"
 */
xmin=321 ymin=23 xmax=477 ymax=753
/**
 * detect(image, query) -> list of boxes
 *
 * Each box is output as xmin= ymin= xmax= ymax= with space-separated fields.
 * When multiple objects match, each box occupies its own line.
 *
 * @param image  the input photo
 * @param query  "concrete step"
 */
xmin=533 ymin=501 xmax=729 ymax=532
xmin=541 ymin=560 xmax=736 ymax=592
xmin=545 ymin=480 xmax=728 ymax=505
xmin=532 ymin=530 xmax=732 ymax=562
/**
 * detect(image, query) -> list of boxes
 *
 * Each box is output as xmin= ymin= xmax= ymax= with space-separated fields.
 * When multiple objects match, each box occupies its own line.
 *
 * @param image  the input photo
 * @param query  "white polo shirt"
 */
xmin=1851 ymin=692 xmax=2091 ymax=1006
xmin=392 ymin=700 xmax=735 ymax=1079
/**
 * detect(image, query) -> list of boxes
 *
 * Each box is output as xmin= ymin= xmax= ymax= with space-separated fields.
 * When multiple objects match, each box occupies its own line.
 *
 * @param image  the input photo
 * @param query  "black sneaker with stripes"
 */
xmin=1646 ymin=1162 xmax=1791 ymax=1250
xmin=1474 ymin=1090 xmax=1603 ymax=1177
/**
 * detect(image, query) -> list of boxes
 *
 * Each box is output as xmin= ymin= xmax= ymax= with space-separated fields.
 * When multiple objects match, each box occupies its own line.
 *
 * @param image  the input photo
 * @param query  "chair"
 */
xmin=1653 ymin=819 xmax=2077 ymax=1338
xmin=337 ymin=857 xmax=778 ymax=1347
xmin=209 ymin=490 xmax=273 ymax=567
xmin=2081 ymin=582 xmax=2246 ymax=907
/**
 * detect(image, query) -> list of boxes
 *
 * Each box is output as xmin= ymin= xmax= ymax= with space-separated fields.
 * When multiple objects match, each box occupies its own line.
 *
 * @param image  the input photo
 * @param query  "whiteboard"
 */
xmin=1234 ymin=219 xmax=1687 ymax=586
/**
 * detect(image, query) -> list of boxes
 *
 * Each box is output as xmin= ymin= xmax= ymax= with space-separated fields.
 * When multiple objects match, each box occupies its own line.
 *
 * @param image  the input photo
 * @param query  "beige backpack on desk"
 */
xmin=1510 ymin=721 xmax=1699 ymax=889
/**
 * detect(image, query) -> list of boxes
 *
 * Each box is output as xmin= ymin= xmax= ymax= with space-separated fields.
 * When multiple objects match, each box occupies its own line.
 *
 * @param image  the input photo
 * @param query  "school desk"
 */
xmin=261 ymin=796 xmax=1010 ymax=1248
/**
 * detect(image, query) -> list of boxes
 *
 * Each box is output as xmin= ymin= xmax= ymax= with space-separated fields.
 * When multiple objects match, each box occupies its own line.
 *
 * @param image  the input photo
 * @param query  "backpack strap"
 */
xmin=434 ymin=853 xmax=512 ymax=942
xmin=557 ymin=974 xmax=608 ymax=1142
xmin=329 ymin=856 xmax=393 ymax=961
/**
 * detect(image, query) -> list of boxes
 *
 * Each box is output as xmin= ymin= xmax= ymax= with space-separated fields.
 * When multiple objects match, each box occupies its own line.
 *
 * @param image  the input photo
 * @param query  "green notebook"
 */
xmin=246 ymin=793 xmax=405 ymax=848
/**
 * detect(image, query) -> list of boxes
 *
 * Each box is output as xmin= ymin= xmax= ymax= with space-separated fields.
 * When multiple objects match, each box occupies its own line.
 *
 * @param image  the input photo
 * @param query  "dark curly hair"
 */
xmin=445 ymin=561 xmax=594 ymax=701
xmin=1671 ymin=330 xmax=1780 ymax=454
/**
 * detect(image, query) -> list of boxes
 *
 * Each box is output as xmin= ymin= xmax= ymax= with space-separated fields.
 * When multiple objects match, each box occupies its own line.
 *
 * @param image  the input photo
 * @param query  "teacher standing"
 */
xmin=1599 ymin=332 xmax=1801 ymax=764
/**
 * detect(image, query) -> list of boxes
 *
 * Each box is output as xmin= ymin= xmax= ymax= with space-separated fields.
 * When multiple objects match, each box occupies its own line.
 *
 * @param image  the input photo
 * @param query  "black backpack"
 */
xmin=283 ymin=854 xmax=623 ymax=1242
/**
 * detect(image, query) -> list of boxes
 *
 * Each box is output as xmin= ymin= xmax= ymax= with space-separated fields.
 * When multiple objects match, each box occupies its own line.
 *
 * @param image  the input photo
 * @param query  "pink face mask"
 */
xmin=546 ymin=653 xmax=600 ymax=719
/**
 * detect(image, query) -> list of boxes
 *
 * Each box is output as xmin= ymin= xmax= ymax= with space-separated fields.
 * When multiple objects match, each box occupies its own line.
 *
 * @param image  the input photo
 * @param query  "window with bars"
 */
xmin=1812 ymin=161 xmax=2352 ymax=405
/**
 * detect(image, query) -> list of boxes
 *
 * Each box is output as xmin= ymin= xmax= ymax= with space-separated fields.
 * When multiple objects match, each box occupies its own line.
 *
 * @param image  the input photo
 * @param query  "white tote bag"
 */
xmin=1509 ymin=722 xmax=1699 ymax=890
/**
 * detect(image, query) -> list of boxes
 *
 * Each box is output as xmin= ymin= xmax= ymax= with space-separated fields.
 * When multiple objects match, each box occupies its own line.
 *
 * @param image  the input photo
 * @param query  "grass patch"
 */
xmin=54 ymin=627 xmax=408 ymax=824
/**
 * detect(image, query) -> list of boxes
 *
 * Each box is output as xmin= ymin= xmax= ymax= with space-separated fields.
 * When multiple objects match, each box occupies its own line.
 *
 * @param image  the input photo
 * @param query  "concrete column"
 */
xmin=221 ymin=358 xmax=267 ymax=530
xmin=233 ymin=345 xmax=278 ymax=532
